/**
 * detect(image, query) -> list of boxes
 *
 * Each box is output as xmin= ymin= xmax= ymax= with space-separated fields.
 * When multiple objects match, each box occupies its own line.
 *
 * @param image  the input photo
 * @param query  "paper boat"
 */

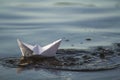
xmin=17 ymin=39 xmax=62 ymax=57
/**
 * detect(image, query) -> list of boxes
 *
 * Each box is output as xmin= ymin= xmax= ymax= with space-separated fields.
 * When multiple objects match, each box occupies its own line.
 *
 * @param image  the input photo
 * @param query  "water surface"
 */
xmin=0 ymin=0 xmax=120 ymax=80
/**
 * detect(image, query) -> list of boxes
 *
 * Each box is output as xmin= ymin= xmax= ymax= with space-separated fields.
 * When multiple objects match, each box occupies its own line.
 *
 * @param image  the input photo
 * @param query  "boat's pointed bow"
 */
xmin=17 ymin=39 xmax=33 ymax=57
xmin=56 ymin=39 xmax=62 ymax=43
xmin=41 ymin=39 xmax=62 ymax=57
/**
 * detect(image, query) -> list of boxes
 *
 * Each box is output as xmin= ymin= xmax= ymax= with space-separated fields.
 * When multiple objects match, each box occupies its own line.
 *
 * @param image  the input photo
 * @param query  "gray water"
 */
xmin=0 ymin=0 xmax=120 ymax=80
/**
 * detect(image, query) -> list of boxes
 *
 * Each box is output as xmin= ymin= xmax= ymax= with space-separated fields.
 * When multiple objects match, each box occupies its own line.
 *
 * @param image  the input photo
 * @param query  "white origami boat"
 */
xmin=17 ymin=39 xmax=62 ymax=57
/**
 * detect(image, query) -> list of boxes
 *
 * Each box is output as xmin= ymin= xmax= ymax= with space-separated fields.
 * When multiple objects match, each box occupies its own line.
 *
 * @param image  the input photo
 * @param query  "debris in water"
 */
xmin=85 ymin=38 xmax=92 ymax=41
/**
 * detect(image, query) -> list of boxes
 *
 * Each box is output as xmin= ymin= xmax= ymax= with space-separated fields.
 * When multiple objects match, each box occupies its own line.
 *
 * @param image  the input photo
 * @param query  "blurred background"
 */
xmin=0 ymin=0 xmax=120 ymax=57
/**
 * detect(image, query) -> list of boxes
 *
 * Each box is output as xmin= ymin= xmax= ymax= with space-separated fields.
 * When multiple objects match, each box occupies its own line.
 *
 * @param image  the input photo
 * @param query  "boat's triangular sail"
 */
xmin=33 ymin=44 xmax=43 ymax=55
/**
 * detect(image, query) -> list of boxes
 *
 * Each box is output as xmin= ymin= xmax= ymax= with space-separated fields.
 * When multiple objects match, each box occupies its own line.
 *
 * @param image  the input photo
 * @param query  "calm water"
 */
xmin=0 ymin=0 xmax=120 ymax=80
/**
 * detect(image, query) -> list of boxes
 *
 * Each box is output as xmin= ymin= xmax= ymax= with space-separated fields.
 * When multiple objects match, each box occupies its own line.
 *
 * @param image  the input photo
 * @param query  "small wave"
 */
xmin=0 ymin=43 xmax=120 ymax=71
xmin=54 ymin=2 xmax=96 ymax=7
